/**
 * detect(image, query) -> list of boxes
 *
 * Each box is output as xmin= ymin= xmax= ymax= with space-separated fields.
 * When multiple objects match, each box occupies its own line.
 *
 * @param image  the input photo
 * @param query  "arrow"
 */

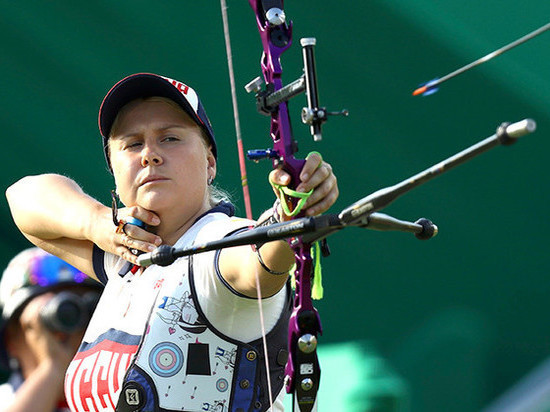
xmin=413 ymin=22 xmax=550 ymax=96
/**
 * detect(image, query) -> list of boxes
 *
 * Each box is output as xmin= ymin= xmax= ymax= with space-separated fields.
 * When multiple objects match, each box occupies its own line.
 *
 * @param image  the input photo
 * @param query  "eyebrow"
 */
xmin=114 ymin=124 xmax=190 ymax=140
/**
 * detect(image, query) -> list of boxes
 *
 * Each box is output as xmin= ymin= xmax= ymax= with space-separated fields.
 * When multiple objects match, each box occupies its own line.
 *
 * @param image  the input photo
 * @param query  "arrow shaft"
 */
xmin=436 ymin=21 xmax=550 ymax=86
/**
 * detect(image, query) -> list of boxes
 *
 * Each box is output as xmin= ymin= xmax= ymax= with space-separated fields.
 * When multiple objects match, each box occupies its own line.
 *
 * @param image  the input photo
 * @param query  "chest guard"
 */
xmin=116 ymin=255 xmax=291 ymax=412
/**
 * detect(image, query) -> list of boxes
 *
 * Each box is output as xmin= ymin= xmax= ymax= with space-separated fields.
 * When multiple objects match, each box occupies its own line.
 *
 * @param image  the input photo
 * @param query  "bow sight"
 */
xmin=244 ymin=34 xmax=348 ymax=162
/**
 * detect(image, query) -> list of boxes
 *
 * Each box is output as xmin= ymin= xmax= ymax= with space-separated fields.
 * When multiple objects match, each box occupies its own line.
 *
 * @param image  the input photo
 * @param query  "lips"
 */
xmin=139 ymin=175 xmax=168 ymax=186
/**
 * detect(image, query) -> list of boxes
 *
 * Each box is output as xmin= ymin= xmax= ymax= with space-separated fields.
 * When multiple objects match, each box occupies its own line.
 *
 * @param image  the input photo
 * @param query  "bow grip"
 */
xmin=277 ymin=156 xmax=307 ymax=216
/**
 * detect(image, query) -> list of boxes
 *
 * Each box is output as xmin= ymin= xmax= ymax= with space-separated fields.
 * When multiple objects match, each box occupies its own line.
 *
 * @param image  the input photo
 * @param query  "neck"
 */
xmin=151 ymin=201 xmax=213 ymax=246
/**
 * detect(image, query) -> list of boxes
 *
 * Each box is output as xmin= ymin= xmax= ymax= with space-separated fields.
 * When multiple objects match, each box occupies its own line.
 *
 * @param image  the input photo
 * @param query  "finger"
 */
xmin=299 ymin=152 xmax=323 ymax=182
xmin=116 ymin=236 xmax=145 ymax=265
xmin=120 ymin=233 xmax=158 ymax=254
xmin=122 ymin=224 xmax=162 ymax=247
xmin=122 ymin=207 xmax=161 ymax=227
xmin=305 ymin=189 xmax=339 ymax=216
xmin=123 ymin=216 xmax=145 ymax=230
xmin=296 ymin=162 xmax=332 ymax=193
xmin=118 ymin=245 xmax=139 ymax=265
xmin=268 ymin=168 xmax=291 ymax=187
xmin=303 ymin=174 xmax=339 ymax=215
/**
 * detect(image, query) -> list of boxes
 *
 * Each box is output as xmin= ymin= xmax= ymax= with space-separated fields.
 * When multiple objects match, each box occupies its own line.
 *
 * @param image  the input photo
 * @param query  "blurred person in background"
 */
xmin=0 ymin=248 xmax=102 ymax=412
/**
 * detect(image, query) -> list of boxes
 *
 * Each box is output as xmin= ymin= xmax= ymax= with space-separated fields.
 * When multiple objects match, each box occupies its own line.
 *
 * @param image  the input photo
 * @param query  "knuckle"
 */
xmin=320 ymin=180 xmax=331 ymax=195
xmin=117 ymin=246 xmax=127 ymax=258
xmin=122 ymin=249 xmax=135 ymax=263
xmin=310 ymin=152 xmax=322 ymax=162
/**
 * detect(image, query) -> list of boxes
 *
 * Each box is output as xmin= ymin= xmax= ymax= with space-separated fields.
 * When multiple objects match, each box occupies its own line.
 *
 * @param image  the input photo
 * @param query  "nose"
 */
xmin=141 ymin=145 xmax=163 ymax=167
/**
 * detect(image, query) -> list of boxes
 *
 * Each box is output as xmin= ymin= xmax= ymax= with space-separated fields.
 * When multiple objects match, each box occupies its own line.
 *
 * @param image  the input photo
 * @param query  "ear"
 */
xmin=206 ymin=147 xmax=217 ymax=179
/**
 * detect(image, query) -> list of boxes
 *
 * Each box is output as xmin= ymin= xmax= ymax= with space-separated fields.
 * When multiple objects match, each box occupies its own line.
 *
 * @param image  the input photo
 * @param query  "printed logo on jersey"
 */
xmin=148 ymin=342 xmax=184 ymax=377
xmin=65 ymin=330 xmax=140 ymax=412
xmin=157 ymin=292 xmax=207 ymax=334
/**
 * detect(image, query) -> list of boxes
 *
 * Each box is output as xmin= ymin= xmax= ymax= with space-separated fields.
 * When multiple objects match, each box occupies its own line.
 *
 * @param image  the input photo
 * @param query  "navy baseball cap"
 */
xmin=98 ymin=73 xmax=217 ymax=170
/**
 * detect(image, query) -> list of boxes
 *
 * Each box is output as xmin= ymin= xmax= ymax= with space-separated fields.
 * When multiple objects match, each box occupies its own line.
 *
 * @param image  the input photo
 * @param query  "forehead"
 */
xmin=111 ymin=97 xmax=198 ymax=137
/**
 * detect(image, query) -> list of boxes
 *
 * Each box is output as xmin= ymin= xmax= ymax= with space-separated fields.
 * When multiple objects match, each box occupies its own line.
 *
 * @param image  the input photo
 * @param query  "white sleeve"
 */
xmin=192 ymin=216 xmax=287 ymax=342
xmin=92 ymin=243 xmax=131 ymax=284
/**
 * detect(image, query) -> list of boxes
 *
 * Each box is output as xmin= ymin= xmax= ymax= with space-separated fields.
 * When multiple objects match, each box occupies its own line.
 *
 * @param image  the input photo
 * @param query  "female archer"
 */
xmin=6 ymin=73 xmax=338 ymax=411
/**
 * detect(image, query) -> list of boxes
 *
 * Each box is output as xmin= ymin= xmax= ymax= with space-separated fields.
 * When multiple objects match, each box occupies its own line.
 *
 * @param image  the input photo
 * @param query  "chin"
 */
xmin=139 ymin=192 xmax=175 ymax=211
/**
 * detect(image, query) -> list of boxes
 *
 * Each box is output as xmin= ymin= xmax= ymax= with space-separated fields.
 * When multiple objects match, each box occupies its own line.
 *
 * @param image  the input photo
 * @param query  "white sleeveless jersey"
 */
xmin=64 ymin=212 xmax=288 ymax=411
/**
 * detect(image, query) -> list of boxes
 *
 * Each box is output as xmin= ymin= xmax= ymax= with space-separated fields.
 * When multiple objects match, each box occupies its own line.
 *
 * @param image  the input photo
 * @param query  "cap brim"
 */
xmin=99 ymin=73 xmax=202 ymax=139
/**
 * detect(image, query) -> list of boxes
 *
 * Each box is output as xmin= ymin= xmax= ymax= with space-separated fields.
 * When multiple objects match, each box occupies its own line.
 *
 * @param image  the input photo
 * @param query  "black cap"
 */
xmin=98 ymin=73 xmax=217 ymax=170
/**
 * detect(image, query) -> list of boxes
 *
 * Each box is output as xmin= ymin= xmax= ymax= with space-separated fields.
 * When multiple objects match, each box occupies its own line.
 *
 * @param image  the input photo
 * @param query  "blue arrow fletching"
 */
xmin=413 ymin=78 xmax=440 ymax=96
xmin=422 ymin=86 xmax=439 ymax=96
xmin=421 ymin=78 xmax=440 ymax=96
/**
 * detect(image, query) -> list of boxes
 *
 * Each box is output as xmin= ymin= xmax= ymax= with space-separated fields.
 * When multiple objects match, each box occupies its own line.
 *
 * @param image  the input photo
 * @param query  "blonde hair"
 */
xmin=109 ymin=96 xmax=231 ymax=207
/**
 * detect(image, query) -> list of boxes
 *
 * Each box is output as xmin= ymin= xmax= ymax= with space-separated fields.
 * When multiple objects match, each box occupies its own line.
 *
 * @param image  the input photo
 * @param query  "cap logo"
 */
xmin=160 ymin=76 xmax=199 ymax=112
xmin=167 ymin=79 xmax=189 ymax=95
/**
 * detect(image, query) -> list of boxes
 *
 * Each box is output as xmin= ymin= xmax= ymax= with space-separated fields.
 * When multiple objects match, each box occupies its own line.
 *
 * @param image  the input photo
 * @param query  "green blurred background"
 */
xmin=1 ymin=1 xmax=549 ymax=410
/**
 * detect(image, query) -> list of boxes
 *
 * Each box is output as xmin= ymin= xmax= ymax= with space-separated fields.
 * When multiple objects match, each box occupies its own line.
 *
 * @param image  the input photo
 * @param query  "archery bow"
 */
xmin=243 ymin=1 xmax=357 ymax=410
xmin=244 ymin=2 xmax=323 ymax=410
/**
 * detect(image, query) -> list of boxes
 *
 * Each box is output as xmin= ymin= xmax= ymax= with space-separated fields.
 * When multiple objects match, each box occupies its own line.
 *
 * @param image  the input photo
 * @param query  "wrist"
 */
xmin=256 ymin=199 xmax=281 ymax=227
xmin=256 ymin=198 xmax=290 ymax=228
xmin=256 ymin=240 xmax=293 ymax=276
xmin=86 ymin=202 xmax=111 ymax=243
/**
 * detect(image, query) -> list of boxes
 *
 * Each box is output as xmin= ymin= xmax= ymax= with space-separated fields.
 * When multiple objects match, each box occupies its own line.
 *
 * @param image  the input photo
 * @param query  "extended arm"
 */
xmin=218 ymin=153 xmax=338 ymax=297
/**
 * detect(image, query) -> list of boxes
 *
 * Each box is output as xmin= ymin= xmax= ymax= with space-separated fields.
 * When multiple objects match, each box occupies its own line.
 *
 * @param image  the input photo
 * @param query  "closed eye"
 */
xmin=161 ymin=135 xmax=181 ymax=143
xmin=125 ymin=141 xmax=143 ymax=149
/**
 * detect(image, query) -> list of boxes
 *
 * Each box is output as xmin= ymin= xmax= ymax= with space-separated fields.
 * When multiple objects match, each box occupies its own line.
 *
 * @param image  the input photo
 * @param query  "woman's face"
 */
xmin=108 ymin=98 xmax=216 ymax=217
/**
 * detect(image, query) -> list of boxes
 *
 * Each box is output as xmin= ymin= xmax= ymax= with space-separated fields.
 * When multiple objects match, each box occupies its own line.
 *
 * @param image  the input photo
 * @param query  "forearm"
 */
xmin=256 ymin=240 xmax=294 ymax=276
xmin=219 ymin=213 xmax=295 ymax=297
xmin=6 ymin=174 xmax=107 ymax=243
xmin=254 ymin=202 xmax=294 ymax=274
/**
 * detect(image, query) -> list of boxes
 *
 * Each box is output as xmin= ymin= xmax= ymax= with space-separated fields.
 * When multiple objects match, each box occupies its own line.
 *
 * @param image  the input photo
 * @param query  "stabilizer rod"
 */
xmin=339 ymin=119 xmax=536 ymax=225
xmin=137 ymin=211 xmax=434 ymax=267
